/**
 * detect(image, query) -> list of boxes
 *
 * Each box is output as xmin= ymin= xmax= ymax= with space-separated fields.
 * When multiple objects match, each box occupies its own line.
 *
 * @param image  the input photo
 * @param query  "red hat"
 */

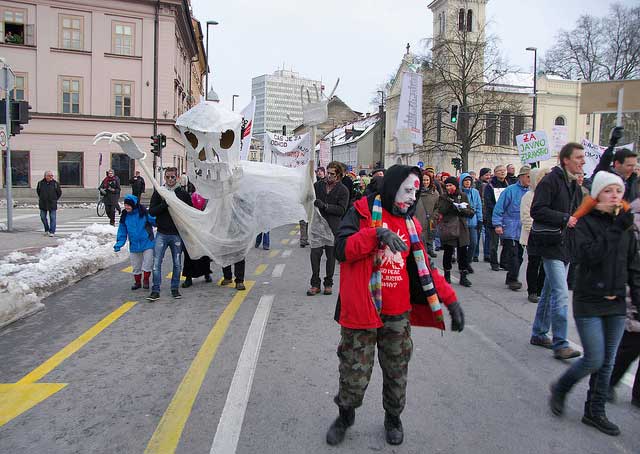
xmin=441 ymin=172 xmax=451 ymax=178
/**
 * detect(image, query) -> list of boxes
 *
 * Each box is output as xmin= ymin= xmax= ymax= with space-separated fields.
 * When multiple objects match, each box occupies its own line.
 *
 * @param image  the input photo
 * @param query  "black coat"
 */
xmin=592 ymin=145 xmax=639 ymax=202
xmin=437 ymin=190 xmax=475 ymax=247
xmin=570 ymin=209 xmax=640 ymax=317
xmin=528 ymin=166 xmax=583 ymax=262
xmin=314 ymin=180 xmax=349 ymax=235
xmin=483 ymin=176 xmax=508 ymax=228
xmin=129 ymin=176 xmax=146 ymax=196
xmin=100 ymin=177 xmax=121 ymax=205
xmin=36 ymin=179 xmax=62 ymax=211
xmin=149 ymin=186 xmax=192 ymax=235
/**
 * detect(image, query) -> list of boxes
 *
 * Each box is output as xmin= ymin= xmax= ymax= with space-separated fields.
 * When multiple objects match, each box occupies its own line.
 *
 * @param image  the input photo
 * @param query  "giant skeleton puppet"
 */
xmin=93 ymin=101 xmax=315 ymax=266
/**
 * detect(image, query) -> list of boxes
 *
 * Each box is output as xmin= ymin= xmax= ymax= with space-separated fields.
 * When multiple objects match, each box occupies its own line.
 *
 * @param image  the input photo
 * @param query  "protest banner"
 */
xmin=263 ymin=132 xmax=311 ymax=168
xmin=516 ymin=131 xmax=550 ymax=164
xmin=395 ymin=71 xmax=423 ymax=146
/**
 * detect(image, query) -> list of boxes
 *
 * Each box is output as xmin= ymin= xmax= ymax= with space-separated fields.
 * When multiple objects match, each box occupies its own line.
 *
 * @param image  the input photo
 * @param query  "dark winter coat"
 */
xmin=592 ymin=145 xmax=640 ymax=202
xmin=528 ymin=166 xmax=583 ymax=263
xmin=129 ymin=175 xmax=146 ymax=196
xmin=314 ymin=179 xmax=350 ymax=235
xmin=506 ymin=174 xmax=519 ymax=185
xmin=334 ymin=168 xmax=458 ymax=331
xmin=570 ymin=209 xmax=640 ymax=318
xmin=483 ymin=176 xmax=509 ymax=228
xmin=437 ymin=189 xmax=475 ymax=247
xmin=36 ymin=178 xmax=62 ymax=211
xmin=114 ymin=195 xmax=156 ymax=253
xmin=100 ymin=176 xmax=121 ymax=205
xmin=414 ymin=186 xmax=440 ymax=244
xmin=149 ymin=186 xmax=192 ymax=235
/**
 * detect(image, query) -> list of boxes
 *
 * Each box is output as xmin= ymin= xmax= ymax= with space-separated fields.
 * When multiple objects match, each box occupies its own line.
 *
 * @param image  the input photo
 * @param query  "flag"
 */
xmin=240 ymin=97 xmax=256 ymax=161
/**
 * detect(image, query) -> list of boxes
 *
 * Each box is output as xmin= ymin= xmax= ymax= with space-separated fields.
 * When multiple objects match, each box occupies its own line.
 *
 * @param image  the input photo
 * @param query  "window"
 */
xmin=112 ymin=81 xmax=132 ymax=116
xmin=586 ymin=114 xmax=591 ymax=126
xmin=467 ymin=10 xmax=473 ymax=32
xmin=2 ymin=8 xmax=26 ymax=45
xmin=14 ymin=73 xmax=26 ymax=101
xmin=58 ymin=152 xmax=83 ymax=186
xmin=485 ymin=114 xmax=497 ymax=145
xmin=60 ymin=15 xmax=83 ymax=50
xmin=499 ymin=111 xmax=511 ymax=146
xmin=554 ymin=116 xmax=566 ymax=126
xmin=112 ymin=22 xmax=134 ymax=55
xmin=111 ymin=153 xmax=134 ymax=184
xmin=61 ymin=77 xmax=81 ymax=114
xmin=458 ymin=9 xmax=465 ymax=31
xmin=586 ymin=132 xmax=590 ymax=140
xmin=2 ymin=150 xmax=30 ymax=187
xmin=513 ymin=115 xmax=525 ymax=145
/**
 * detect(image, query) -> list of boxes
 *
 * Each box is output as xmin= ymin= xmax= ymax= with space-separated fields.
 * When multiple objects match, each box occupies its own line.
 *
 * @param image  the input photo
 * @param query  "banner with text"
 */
xmin=582 ymin=139 xmax=636 ymax=178
xmin=516 ymin=131 xmax=550 ymax=164
xmin=239 ymin=97 xmax=256 ymax=161
xmin=319 ymin=139 xmax=331 ymax=169
xmin=550 ymin=125 xmax=569 ymax=154
xmin=264 ymin=132 xmax=312 ymax=168
xmin=395 ymin=71 xmax=423 ymax=149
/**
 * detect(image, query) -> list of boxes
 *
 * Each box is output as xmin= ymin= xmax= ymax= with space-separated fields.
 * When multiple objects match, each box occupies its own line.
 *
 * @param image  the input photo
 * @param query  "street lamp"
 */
xmin=205 ymin=20 xmax=219 ymax=101
xmin=232 ymin=94 xmax=239 ymax=111
xmin=526 ymin=47 xmax=537 ymax=132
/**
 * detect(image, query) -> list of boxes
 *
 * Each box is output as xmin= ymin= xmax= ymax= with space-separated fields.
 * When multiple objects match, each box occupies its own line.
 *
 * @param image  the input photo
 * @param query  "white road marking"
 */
xmin=271 ymin=264 xmax=285 ymax=278
xmin=209 ymin=294 xmax=274 ymax=454
xmin=0 ymin=213 xmax=40 ymax=222
xmin=282 ymin=250 xmax=292 ymax=258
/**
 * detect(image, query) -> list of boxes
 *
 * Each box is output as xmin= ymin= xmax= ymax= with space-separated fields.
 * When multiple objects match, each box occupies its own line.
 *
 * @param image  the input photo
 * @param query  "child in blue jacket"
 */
xmin=114 ymin=194 xmax=156 ymax=290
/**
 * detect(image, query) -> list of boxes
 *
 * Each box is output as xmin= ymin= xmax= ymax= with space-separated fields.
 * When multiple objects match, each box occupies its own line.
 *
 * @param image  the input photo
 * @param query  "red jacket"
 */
xmin=335 ymin=196 xmax=458 ymax=330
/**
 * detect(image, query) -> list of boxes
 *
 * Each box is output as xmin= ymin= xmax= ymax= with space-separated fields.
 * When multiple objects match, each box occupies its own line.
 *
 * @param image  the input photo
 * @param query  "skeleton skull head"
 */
xmin=176 ymin=102 xmax=244 ymax=199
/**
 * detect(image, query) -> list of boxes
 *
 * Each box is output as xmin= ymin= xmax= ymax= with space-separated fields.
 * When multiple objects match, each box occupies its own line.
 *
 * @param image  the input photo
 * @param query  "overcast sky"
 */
xmin=191 ymin=0 xmax=636 ymax=114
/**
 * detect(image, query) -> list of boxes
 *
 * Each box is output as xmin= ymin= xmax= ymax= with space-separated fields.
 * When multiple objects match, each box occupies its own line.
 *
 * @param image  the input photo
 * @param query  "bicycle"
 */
xmin=97 ymin=189 xmax=106 ymax=217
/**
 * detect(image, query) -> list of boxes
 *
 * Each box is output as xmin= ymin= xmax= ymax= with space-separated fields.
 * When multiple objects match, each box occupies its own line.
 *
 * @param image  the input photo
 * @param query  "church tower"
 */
xmin=428 ymin=0 xmax=488 ymax=50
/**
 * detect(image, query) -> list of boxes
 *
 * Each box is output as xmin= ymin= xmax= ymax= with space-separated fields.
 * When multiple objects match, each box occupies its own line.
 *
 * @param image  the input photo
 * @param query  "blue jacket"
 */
xmin=114 ymin=194 xmax=156 ymax=253
xmin=460 ymin=173 xmax=483 ymax=228
xmin=492 ymin=181 xmax=529 ymax=240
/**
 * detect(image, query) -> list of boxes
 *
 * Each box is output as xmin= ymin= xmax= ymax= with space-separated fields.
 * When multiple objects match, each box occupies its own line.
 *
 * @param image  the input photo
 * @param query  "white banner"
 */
xmin=239 ymin=97 xmax=256 ymax=161
xmin=582 ymin=139 xmax=636 ymax=178
xmin=550 ymin=125 xmax=569 ymax=154
xmin=319 ymin=139 xmax=331 ymax=169
xmin=516 ymin=130 xmax=551 ymax=164
xmin=264 ymin=132 xmax=311 ymax=168
xmin=395 ymin=71 xmax=423 ymax=146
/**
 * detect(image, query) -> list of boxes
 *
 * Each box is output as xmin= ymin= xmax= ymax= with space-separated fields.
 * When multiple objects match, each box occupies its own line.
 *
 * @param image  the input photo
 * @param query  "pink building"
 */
xmin=0 ymin=0 xmax=206 ymax=198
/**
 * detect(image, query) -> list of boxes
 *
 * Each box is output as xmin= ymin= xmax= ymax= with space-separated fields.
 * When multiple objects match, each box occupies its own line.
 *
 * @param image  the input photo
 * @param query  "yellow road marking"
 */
xmin=280 ymin=238 xmax=290 ymax=245
xmin=254 ymin=264 xmax=268 ymax=275
xmin=268 ymin=249 xmax=280 ymax=258
xmin=144 ymin=281 xmax=255 ymax=454
xmin=18 ymin=302 xmax=138 ymax=385
xmin=166 ymin=272 xmax=186 ymax=282
xmin=289 ymin=230 xmax=297 ymax=236
xmin=121 ymin=266 xmax=133 ymax=273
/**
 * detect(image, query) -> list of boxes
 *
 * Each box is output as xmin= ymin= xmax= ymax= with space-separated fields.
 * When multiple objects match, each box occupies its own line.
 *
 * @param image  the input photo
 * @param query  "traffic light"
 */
xmin=150 ymin=134 xmax=160 ymax=155
xmin=451 ymin=157 xmax=462 ymax=170
xmin=450 ymin=104 xmax=459 ymax=124
xmin=0 ymin=100 xmax=32 ymax=136
xmin=159 ymin=133 xmax=166 ymax=150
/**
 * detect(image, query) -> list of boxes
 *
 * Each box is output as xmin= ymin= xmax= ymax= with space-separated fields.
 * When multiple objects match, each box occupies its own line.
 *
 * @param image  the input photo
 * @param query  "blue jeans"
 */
xmin=255 ymin=232 xmax=270 ymax=249
xmin=152 ymin=232 xmax=182 ymax=292
xmin=531 ymin=259 xmax=569 ymax=350
xmin=40 ymin=209 xmax=57 ymax=234
xmin=555 ymin=315 xmax=626 ymax=416
xmin=482 ymin=225 xmax=491 ymax=259
xmin=468 ymin=225 xmax=478 ymax=260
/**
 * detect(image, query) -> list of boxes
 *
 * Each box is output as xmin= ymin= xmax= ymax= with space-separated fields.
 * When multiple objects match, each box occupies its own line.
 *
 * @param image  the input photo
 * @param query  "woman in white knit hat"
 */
xmin=549 ymin=171 xmax=640 ymax=436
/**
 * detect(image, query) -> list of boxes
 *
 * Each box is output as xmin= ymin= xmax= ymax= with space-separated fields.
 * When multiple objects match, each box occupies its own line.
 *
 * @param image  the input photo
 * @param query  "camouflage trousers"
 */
xmin=334 ymin=312 xmax=413 ymax=416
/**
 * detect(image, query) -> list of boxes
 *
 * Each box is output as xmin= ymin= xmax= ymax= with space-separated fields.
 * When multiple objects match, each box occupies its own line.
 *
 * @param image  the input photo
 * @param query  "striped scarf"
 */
xmin=369 ymin=195 xmax=444 ymax=322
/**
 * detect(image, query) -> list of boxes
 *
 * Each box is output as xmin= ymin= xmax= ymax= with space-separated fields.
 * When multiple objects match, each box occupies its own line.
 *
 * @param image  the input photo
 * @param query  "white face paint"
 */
xmin=394 ymin=173 xmax=420 ymax=213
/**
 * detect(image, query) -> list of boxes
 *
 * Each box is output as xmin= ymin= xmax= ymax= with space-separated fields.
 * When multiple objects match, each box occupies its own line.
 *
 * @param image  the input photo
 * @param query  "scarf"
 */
xmin=369 ymin=195 xmax=444 ymax=321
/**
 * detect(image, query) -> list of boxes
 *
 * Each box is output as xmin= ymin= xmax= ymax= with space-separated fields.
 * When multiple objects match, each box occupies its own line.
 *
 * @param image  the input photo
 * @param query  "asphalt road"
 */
xmin=0 ymin=223 xmax=638 ymax=454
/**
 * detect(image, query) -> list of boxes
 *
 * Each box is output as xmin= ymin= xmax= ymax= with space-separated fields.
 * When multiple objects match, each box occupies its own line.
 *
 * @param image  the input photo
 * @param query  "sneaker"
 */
xmin=146 ymin=292 xmax=160 ymax=301
xmin=48 ymin=232 xmax=55 ymax=237
xmin=581 ymin=414 xmax=620 ymax=436
xmin=43 ymin=231 xmax=50 ymax=236
xmin=263 ymin=246 xmax=270 ymax=250
xmin=530 ymin=336 xmax=553 ymax=349
xmin=171 ymin=289 xmax=182 ymax=299
xmin=527 ymin=293 xmax=539 ymax=303
xmin=554 ymin=347 xmax=581 ymax=360
xmin=220 ymin=278 xmax=234 ymax=286
xmin=307 ymin=286 xmax=321 ymax=296
xmin=236 ymin=282 xmax=246 ymax=291
xmin=507 ymin=281 xmax=523 ymax=291
xmin=323 ymin=286 xmax=333 ymax=295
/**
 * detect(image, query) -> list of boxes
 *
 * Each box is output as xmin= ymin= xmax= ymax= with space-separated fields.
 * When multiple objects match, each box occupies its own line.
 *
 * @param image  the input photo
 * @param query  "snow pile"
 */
xmin=0 ymin=224 xmax=127 ymax=328
xmin=0 ymin=222 xmax=6 ymax=231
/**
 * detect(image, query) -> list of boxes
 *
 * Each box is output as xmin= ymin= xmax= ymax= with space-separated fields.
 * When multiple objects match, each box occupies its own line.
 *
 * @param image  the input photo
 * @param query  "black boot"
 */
xmin=444 ymin=270 xmax=451 ymax=283
xmin=466 ymin=264 xmax=474 ymax=274
xmin=181 ymin=277 xmax=193 ymax=288
xmin=582 ymin=399 xmax=620 ymax=436
xmin=326 ymin=406 xmax=355 ymax=446
xmin=459 ymin=270 xmax=472 ymax=287
xmin=549 ymin=382 xmax=566 ymax=416
xmin=384 ymin=412 xmax=404 ymax=445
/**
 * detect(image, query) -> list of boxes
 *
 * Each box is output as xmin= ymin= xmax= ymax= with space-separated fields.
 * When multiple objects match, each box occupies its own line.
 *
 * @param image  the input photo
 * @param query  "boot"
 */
xmin=326 ymin=406 xmax=355 ymax=446
xmin=444 ymin=270 xmax=451 ymax=283
xmin=181 ymin=277 xmax=193 ymax=288
xmin=384 ymin=413 xmax=404 ymax=445
xmin=549 ymin=382 xmax=566 ymax=416
xmin=204 ymin=273 xmax=212 ymax=283
xmin=459 ymin=270 xmax=472 ymax=287
xmin=131 ymin=274 xmax=142 ymax=290
xmin=582 ymin=396 xmax=620 ymax=436
xmin=466 ymin=264 xmax=474 ymax=274
xmin=143 ymin=271 xmax=151 ymax=289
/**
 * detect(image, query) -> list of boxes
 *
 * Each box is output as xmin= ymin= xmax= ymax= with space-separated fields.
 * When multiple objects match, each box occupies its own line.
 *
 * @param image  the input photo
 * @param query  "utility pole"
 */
xmin=2 ymin=62 xmax=14 ymax=231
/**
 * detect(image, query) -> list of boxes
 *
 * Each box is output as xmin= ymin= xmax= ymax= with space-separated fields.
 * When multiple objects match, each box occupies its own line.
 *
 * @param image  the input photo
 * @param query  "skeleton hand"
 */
xmin=93 ymin=132 xmax=145 ymax=160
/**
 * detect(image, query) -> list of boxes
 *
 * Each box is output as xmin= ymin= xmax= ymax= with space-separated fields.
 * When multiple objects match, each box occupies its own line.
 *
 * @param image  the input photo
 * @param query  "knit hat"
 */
xmin=518 ymin=165 xmax=531 ymax=176
xmin=424 ymin=166 xmax=435 ymax=173
xmin=590 ymin=171 xmax=625 ymax=199
xmin=444 ymin=176 xmax=458 ymax=187
xmin=479 ymin=167 xmax=491 ymax=178
xmin=441 ymin=172 xmax=451 ymax=179
xmin=123 ymin=194 xmax=137 ymax=207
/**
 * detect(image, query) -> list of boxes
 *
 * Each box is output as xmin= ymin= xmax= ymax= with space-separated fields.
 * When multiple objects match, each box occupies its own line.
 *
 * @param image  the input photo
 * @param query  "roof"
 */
xmin=486 ymin=71 xmax=533 ymax=94
xmin=321 ymin=113 xmax=381 ymax=148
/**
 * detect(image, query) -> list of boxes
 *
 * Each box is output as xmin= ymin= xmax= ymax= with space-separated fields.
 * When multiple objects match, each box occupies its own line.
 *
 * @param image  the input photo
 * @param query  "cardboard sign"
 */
xmin=516 ymin=131 xmax=550 ymax=164
xmin=493 ymin=187 xmax=506 ymax=202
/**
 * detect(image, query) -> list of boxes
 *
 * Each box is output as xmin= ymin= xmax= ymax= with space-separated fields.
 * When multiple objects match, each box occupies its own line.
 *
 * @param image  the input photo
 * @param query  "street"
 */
xmin=1 ymin=219 xmax=638 ymax=454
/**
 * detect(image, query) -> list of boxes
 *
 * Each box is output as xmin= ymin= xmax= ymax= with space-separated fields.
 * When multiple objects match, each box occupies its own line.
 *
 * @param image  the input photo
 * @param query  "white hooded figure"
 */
xmin=94 ymin=101 xmax=315 ymax=266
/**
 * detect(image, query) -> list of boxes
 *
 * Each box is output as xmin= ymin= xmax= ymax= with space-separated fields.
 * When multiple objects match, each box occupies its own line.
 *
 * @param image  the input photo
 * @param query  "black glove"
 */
xmin=376 ymin=227 xmax=408 ymax=253
xmin=609 ymin=126 xmax=624 ymax=148
xmin=447 ymin=301 xmax=465 ymax=332
xmin=313 ymin=199 xmax=327 ymax=210
xmin=613 ymin=210 xmax=634 ymax=231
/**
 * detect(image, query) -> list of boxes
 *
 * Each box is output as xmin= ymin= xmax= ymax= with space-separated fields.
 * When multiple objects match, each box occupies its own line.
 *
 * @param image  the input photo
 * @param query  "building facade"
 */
xmin=251 ymin=69 xmax=322 ymax=140
xmin=1 ymin=0 xmax=206 ymax=198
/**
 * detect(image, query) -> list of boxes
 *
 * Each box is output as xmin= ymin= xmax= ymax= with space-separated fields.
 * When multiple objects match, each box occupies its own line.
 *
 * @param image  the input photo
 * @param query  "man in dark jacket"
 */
xmin=307 ymin=161 xmax=349 ymax=296
xmin=36 ymin=170 xmax=62 ymax=236
xmin=483 ymin=165 xmax=509 ymax=270
xmin=529 ymin=142 xmax=584 ymax=360
xmin=477 ymin=167 xmax=492 ymax=260
xmin=506 ymin=164 xmax=519 ymax=185
xmin=129 ymin=170 xmax=146 ymax=200
xmin=592 ymin=127 xmax=638 ymax=202
xmin=147 ymin=167 xmax=192 ymax=301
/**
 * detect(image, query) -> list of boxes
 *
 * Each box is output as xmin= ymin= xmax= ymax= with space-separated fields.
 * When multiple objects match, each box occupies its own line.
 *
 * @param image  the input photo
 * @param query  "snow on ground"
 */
xmin=0 ymin=224 xmax=128 ymax=328
xmin=0 ymin=222 xmax=6 ymax=231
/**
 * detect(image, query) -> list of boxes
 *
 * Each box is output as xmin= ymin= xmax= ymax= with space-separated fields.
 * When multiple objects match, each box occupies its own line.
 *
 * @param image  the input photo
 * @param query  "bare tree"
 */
xmin=543 ymin=3 xmax=640 ymax=81
xmin=370 ymin=72 xmax=396 ymax=107
xmin=418 ymin=12 xmax=525 ymax=171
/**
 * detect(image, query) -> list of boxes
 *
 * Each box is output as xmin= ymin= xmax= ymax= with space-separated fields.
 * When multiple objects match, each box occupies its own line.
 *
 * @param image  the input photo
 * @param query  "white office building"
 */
xmin=251 ymin=69 xmax=322 ymax=139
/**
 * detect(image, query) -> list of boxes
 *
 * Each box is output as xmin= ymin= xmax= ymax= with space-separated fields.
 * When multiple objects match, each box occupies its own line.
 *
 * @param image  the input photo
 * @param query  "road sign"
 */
xmin=417 ymin=161 xmax=424 ymax=168
xmin=0 ymin=125 xmax=7 ymax=151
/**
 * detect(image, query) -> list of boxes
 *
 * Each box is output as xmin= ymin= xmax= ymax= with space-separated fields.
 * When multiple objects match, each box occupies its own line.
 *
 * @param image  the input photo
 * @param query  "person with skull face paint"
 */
xmin=327 ymin=165 xmax=464 ymax=446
